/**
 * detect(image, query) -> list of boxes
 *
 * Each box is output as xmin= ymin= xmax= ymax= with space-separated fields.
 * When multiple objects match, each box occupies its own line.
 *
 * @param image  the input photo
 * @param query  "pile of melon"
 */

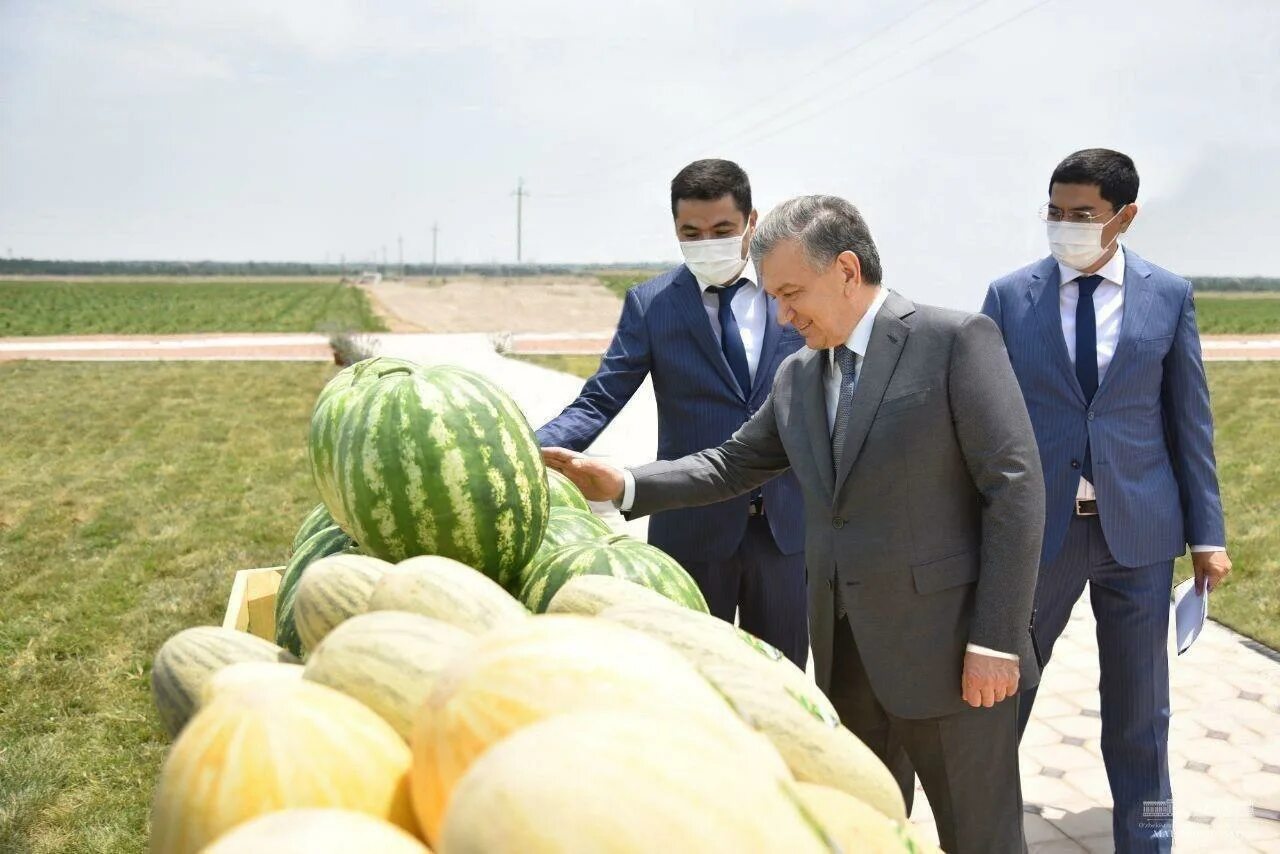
xmin=146 ymin=357 xmax=936 ymax=853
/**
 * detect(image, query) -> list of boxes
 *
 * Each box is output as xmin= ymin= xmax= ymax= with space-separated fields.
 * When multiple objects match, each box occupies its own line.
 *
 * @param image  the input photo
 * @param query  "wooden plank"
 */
xmin=222 ymin=567 xmax=284 ymax=641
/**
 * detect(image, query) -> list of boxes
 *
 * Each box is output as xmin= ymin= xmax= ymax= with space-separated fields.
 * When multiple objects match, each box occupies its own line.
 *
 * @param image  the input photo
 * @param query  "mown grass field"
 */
xmin=509 ymin=353 xmax=603 ymax=378
xmin=0 ymin=279 xmax=386 ymax=336
xmin=1194 ymin=292 xmax=1280 ymax=334
xmin=0 ymin=358 xmax=1275 ymax=851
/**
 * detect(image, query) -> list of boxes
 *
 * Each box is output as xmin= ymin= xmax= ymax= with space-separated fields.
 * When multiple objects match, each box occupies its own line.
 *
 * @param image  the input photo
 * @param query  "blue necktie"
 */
xmin=1075 ymin=274 xmax=1103 ymax=481
xmin=714 ymin=279 xmax=753 ymax=397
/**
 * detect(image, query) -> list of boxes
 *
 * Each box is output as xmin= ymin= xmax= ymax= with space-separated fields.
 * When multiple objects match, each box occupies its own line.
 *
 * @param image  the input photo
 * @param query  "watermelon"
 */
xmin=307 ymin=358 xmax=550 ymax=582
xmin=546 ymin=467 xmax=590 ymax=511
xmin=151 ymin=627 xmax=299 ymax=738
xmin=517 ymin=534 xmax=708 ymax=614
xmin=500 ymin=506 xmax=611 ymax=594
xmin=276 ymin=524 xmax=356 ymax=657
xmin=291 ymin=503 xmax=336 ymax=556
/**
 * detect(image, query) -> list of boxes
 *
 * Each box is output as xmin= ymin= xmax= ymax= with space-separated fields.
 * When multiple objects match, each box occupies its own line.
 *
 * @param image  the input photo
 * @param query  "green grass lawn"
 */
xmin=593 ymin=271 xmax=654 ymax=299
xmin=0 ymin=358 xmax=1276 ymax=851
xmin=0 ymin=279 xmax=386 ymax=336
xmin=1195 ymin=292 xmax=1280 ymax=334
xmin=0 ymin=361 xmax=334 ymax=853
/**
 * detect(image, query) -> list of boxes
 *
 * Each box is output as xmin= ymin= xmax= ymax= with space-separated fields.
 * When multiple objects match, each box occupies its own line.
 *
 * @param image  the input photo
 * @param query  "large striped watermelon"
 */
xmin=546 ymin=467 xmax=590 ymax=511
xmin=517 ymin=534 xmax=708 ymax=614
xmin=500 ymin=506 xmax=610 ymax=594
xmin=276 ymin=524 xmax=356 ymax=657
xmin=290 ymin=503 xmax=336 ymax=556
xmin=308 ymin=358 xmax=549 ymax=581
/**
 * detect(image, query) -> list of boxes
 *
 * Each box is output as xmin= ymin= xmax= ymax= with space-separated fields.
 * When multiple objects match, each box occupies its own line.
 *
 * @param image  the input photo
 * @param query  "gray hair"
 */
xmin=749 ymin=195 xmax=883 ymax=284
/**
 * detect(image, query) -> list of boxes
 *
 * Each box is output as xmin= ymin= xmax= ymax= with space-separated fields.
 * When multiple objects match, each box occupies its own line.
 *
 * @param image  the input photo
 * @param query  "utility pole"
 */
xmin=381 ymin=245 xmax=387 ymax=277
xmin=431 ymin=223 xmax=439 ymax=277
xmin=512 ymin=177 xmax=530 ymax=263
xmin=397 ymin=235 xmax=404 ymax=280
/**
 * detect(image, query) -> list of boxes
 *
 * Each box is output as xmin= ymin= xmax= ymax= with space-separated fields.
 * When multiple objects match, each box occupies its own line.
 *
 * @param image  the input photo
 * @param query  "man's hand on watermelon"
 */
xmin=541 ymin=448 xmax=625 ymax=503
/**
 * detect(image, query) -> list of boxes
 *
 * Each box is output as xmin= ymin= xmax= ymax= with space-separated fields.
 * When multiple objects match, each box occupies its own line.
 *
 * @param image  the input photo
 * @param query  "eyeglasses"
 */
xmin=1037 ymin=203 xmax=1117 ymax=224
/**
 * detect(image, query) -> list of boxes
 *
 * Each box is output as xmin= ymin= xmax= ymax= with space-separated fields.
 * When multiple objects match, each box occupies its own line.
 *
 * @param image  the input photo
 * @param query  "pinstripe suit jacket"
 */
xmin=982 ymin=250 xmax=1226 ymax=569
xmin=536 ymin=265 xmax=805 ymax=563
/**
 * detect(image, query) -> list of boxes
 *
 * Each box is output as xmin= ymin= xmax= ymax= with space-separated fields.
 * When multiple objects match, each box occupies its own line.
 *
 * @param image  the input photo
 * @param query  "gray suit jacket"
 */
xmin=630 ymin=291 xmax=1045 ymax=719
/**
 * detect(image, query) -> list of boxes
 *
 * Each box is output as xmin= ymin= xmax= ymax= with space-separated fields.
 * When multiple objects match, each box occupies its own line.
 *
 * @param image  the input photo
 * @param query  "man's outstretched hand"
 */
xmin=541 ymin=448 xmax=626 ymax=503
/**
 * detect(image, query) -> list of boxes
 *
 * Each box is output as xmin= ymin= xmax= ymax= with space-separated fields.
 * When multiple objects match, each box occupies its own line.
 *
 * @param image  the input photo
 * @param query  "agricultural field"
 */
xmin=0 ymin=357 xmax=1276 ymax=851
xmin=0 ymin=279 xmax=386 ymax=336
xmin=1194 ymin=292 xmax=1280 ymax=334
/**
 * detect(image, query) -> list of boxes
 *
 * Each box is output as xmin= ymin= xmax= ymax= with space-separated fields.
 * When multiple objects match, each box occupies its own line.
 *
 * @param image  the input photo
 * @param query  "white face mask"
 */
xmin=1046 ymin=209 xmax=1123 ymax=271
xmin=680 ymin=227 xmax=752 ymax=287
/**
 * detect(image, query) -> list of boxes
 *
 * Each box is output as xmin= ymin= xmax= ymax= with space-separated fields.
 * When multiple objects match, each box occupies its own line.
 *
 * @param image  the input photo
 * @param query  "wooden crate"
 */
xmin=222 ymin=566 xmax=284 ymax=641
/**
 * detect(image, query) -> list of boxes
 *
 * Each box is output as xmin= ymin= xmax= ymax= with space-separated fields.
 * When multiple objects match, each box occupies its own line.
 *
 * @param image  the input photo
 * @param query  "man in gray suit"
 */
xmin=545 ymin=195 xmax=1045 ymax=854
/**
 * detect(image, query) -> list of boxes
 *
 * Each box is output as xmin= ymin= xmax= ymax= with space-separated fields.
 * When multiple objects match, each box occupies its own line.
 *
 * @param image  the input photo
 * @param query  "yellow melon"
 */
xmin=201 ymin=808 xmax=430 ymax=853
xmin=794 ymin=782 xmax=943 ymax=853
xmin=150 ymin=681 xmax=418 ymax=854
xmin=408 ymin=614 xmax=771 ymax=844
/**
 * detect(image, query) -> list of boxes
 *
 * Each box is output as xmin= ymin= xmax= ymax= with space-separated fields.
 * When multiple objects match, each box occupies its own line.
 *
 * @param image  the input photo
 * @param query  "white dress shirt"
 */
xmin=700 ymin=264 xmax=767 ymax=386
xmin=1059 ymin=246 xmax=1222 ymax=553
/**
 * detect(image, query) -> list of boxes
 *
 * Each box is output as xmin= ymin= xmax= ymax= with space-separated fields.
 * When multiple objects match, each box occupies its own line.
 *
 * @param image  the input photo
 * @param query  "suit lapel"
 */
xmin=749 ymin=295 xmax=782 ymax=400
xmin=795 ymin=348 xmax=836 ymax=499
xmin=1094 ymin=249 xmax=1153 ymax=402
xmin=832 ymin=292 xmax=912 ymax=496
xmin=1028 ymin=260 xmax=1086 ymax=405
xmin=672 ymin=267 xmax=742 ymax=397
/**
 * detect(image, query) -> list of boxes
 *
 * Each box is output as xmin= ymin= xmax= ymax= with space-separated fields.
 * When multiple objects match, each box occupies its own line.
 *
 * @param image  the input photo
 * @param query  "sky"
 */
xmin=1 ymin=0 xmax=1278 ymax=309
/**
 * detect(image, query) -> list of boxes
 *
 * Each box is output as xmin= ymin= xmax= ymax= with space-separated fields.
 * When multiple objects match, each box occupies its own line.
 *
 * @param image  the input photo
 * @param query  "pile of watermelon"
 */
xmin=146 ymin=356 xmax=935 ymax=854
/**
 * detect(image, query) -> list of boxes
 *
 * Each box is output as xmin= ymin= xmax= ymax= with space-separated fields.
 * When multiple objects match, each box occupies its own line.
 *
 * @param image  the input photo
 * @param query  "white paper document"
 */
xmin=1171 ymin=576 xmax=1209 ymax=655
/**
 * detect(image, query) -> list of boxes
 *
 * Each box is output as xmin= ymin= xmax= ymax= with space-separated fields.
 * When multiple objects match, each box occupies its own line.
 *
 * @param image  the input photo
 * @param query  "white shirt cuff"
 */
xmin=1190 ymin=545 xmax=1225 ymax=553
xmin=616 ymin=468 xmax=636 ymax=512
xmin=966 ymin=643 xmax=1019 ymax=661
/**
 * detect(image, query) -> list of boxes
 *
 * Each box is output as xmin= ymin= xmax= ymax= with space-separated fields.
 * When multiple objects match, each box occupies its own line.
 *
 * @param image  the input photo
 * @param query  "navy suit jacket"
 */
xmin=982 ymin=249 xmax=1226 ymax=568
xmin=536 ymin=265 xmax=806 ymax=563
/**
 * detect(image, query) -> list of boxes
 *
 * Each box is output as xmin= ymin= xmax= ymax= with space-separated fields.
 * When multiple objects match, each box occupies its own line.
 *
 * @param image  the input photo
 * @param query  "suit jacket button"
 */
xmin=832 ymin=517 xmax=845 ymax=529
xmin=1087 ymin=411 xmax=1095 ymax=421
xmin=1071 ymin=460 xmax=1081 ymax=469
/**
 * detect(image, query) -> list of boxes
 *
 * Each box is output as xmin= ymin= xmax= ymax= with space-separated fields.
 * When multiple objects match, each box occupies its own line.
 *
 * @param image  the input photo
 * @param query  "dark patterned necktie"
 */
xmin=1075 ymin=274 xmax=1102 ymax=481
xmin=713 ymin=279 xmax=753 ymax=397
xmin=831 ymin=345 xmax=858 ymax=476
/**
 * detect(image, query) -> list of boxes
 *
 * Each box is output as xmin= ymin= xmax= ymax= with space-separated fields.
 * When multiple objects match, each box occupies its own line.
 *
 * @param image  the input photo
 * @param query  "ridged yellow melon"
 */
xmin=545 ymin=573 xmax=682 ymax=616
xmin=409 ymin=614 xmax=765 ymax=844
xmin=202 ymin=808 xmax=430 ymax=853
xmin=200 ymin=661 xmax=305 ymax=705
xmin=294 ymin=553 xmax=393 ymax=652
xmin=795 ymin=782 xmax=941 ymax=853
xmin=439 ymin=711 xmax=829 ymax=853
xmin=304 ymin=610 xmax=474 ymax=739
xmin=600 ymin=603 xmax=906 ymax=821
xmin=149 ymin=681 xmax=418 ymax=854
xmin=367 ymin=556 xmax=527 ymax=634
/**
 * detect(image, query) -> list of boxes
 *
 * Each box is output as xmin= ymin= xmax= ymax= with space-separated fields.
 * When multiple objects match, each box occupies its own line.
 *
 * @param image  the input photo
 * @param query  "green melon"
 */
xmin=518 ymin=534 xmax=708 ymax=614
xmin=307 ymin=358 xmax=549 ymax=582
xmin=275 ymin=524 xmax=356 ymax=657
xmin=290 ymin=503 xmax=336 ymax=556
xmin=151 ymin=626 xmax=298 ymax=738
xmin=294 ymin=553 xmax=393 ymax=653
xmin=546 ymin=467 xmax=590 ymax=511
xmin=500 ymin=506 xmax=611 ymax=595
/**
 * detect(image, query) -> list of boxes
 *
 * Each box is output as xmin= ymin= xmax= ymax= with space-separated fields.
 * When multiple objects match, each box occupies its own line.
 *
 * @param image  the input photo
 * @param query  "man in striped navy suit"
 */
xmin=535 ymin=159 xmax=808 ymax=666
xmin=983 ymin=149 xmax=1232 ymax=853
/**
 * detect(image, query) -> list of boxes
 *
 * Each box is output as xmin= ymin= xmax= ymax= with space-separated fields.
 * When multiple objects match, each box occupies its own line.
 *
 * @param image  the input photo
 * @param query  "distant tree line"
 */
xmin=0 ymin=258 xmax=669 ymax=277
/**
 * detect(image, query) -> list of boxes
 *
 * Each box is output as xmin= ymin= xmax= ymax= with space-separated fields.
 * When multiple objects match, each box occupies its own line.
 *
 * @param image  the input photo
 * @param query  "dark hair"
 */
xmin=1049 ymin=148 xmax=1140 ymax=209
xmin=750 ymin=195 xmax=883 ymax=285
xmin=670 ymin=159 xmax=752 ymax=219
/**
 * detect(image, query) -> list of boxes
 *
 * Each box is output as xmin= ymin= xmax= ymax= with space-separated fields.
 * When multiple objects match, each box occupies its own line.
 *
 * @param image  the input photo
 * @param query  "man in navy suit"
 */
xmin=535 ymin=159 xmax=808 ymax=666
xmin=983 ymin=149 xmax=1232 ymax=853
